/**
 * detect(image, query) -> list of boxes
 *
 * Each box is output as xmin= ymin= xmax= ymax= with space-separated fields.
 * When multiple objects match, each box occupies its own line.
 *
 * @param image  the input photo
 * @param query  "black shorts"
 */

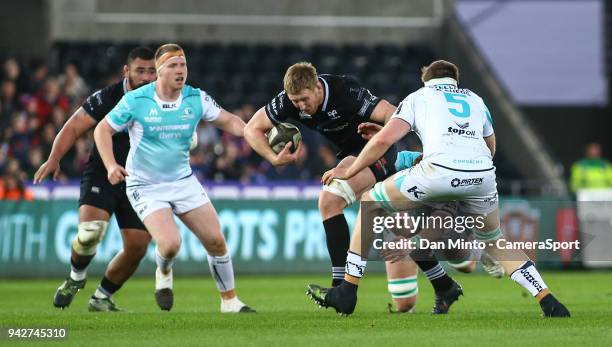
xmin=348 ymin=145 xmax=398 ymax=182
xmin=79 ymin=172 xmax=147 ymax=231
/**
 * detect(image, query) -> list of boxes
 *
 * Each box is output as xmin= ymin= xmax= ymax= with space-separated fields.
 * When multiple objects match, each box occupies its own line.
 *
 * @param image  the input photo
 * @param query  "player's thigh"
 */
xmin=142 ymin=208 xmax=181 ymax=248
xmin=119 ymin=228 xmax=151 ymax=256
xmin=178 ymin=202 xmax=225 ymax=247
xmin=78 ymin=173 xmax=116 ymax=222
xmin=78 ymin=204 xmax=111 ymax=222
xmin=465 ymin=207 xmax=500 ymax=232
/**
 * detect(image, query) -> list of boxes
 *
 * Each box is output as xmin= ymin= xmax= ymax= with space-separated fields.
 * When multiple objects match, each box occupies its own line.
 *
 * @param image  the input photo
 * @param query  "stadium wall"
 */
xmin=0 ymin=198 xmax=581 ymax=278
xmin=47 ymin=0 xmax=449 ymax=45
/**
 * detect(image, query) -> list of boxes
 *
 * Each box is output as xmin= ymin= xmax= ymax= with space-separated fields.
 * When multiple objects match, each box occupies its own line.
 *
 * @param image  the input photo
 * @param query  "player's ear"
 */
xmin=123 ymin=65 xmax=129 ymax=77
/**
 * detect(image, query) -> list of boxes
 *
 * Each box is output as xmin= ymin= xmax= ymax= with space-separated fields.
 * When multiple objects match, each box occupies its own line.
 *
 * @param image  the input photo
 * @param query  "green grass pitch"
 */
xmin=1 ymin=272 xmax=611 ymax=346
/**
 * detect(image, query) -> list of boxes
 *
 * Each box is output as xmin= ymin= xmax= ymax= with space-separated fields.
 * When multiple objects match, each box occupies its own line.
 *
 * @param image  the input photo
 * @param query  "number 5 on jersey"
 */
xmin=444 ymin=92 xmax=470 ymax=118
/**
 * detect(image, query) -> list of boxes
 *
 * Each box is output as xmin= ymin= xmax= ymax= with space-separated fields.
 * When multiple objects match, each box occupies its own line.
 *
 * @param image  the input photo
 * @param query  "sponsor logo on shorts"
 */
xmin=132 ymin=190 xmax=140 ymax=202
xmin=451 ymin=177 xmax=483 ymax=188
xmin=91 ymin=186 xmax=100 ymax=194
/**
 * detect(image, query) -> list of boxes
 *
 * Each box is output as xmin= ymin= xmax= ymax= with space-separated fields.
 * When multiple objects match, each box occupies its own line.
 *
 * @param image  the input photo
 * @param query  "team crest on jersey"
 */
xmin=145 ymin=108 xmax=162 ymax=123
xmin=179 ymin=107 xmax=195 ymax=120
xmin=327 ymin=109 xmax=339 ymax=119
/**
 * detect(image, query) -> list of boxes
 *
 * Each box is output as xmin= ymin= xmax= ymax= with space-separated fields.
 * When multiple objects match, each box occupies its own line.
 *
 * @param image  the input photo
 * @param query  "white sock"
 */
xmin=207 ymin=252 xmax=235 ymax=292
xmin=155 ymin=247 xmax=174 ymax=274
xmin=345 ymin=251 xmax=367 ymax=278
xmin=70 ymin=267 xmax=87 ymax=281
xmin=93 ymin=288 xmax=109 ymax=299
xmin=510 ymin=261 xmax=548 ymax=296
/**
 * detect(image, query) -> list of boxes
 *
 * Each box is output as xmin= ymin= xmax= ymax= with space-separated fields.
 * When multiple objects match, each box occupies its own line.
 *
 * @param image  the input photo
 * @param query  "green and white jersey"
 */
xmin=105 ymin=82 xmax=221 ymax=185
xmin=392 ymin=78 xmax=494 ymax=171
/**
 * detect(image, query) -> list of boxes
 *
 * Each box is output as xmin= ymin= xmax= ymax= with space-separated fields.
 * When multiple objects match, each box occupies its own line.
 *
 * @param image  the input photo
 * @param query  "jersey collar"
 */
xmin=319 ymin=76 xmax=330 ymax=111
xmin=122 ymin=78 xmax=129 ymax=93
xmin=424 ymin=77 xmax=458 ymax=87
xmin=154 ymin=86 xmax=183 ymax=111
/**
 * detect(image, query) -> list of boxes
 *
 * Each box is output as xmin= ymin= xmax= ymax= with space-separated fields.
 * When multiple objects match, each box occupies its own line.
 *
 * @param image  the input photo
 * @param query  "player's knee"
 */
xmin=205 ymin=237 xmax=227 ymax=255
xmin=361 ymin=190 xmax=374 ymax=202
xmin=318 ymin=191 xmax=346 ymax=218
xmin=158 ymin=239 xmax=181 ymax=259
xmin=388 ymin=275 xmax=418 ymax=312
xmin=122 ymin=232 xmax=151 ymax=259
xmin=321 ymin=179 xmax=356 ymax=208
xmin=72 ymin=220 xmax=109 ymax=256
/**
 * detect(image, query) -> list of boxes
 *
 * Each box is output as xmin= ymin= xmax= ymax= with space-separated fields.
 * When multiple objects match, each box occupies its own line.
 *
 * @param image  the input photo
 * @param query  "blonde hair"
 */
xmin=155 ymin=43 xmax=185 ymax=70
xmin=284 ymin=62 xmax=318 ymax=95
xmin=421 ymin=60 xmax=459 ymax=83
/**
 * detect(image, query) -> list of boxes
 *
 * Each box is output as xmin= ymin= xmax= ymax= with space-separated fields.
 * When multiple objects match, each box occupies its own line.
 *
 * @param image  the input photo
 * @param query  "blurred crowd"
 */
xmin=0 ymin=56 xmax=338 ymax=200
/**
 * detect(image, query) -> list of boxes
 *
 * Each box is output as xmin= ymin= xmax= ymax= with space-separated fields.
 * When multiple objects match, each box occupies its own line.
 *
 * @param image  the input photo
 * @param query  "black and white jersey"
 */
xmin=81 ymin=78 xmax=130 ymax=176
xmin=265 ymin=74 xmax=382 ymax=159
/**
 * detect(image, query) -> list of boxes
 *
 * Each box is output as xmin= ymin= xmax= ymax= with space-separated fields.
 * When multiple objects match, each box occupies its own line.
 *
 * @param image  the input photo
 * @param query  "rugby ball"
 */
xmin=267 ymin=123 xmax=302 ymax=154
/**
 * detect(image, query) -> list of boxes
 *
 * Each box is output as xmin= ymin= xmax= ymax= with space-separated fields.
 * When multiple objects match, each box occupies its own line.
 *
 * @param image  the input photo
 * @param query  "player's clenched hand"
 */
xmin=273 ymin=141 xmax=301 ymax=166
xmin=33 ymin=160 xmax=61 ymax=184
xmin=107 ymin=164 xmax=128 ymax=185
xmin=321 ymin=167 xmax=349 ymax=186
xmin=358 ymin=122 xmax=383 ymax=140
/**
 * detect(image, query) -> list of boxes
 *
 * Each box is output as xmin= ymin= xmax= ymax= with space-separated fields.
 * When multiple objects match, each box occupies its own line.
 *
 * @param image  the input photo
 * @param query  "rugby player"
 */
xmin=34 ymin=47 xmax=156 ymax=311
xmin=309 ymin=60 xmax=570 ymax=317
xmin=94 ymin=43 xmax=254 ymax=313
xmin=245 ymin=62 xmax=470 ymax=312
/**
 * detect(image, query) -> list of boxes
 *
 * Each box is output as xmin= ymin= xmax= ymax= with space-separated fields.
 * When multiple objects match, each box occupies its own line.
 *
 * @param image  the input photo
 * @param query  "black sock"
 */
xmin=99 ymin=276 xmax=123 ymax=296
xmin=410 ymin=249 xmax=454 ymax=292
xmin=338 ymin=280 xmax=358 ymax=294
xmin=323 ymin=214 xmax=351 ymax=287
xmin=70 ymin=253 xmax=95 ymax=271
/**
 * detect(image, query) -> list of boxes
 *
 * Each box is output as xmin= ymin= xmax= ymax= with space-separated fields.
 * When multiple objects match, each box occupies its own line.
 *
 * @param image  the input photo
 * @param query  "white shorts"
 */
xmin=394 ymin=161 xmax=499 ymax=215
xmin=126 ymin=175 xmax=210 ymax=221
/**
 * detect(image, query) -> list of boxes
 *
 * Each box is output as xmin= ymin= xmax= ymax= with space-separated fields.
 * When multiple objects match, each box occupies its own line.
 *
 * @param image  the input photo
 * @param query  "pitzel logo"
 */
xmin=179 ymin=107 xmax=195 ymax=120
xmin=451 ymin=177 xmax=483 ymax=187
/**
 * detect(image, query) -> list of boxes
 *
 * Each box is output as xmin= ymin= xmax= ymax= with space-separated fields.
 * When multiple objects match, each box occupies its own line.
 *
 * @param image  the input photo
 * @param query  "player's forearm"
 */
xmin=47 ymin=126 xmax=79 ymax=163
xmin=226 ymin=116 xmax=246 ymax=137
xmin=347 ymin=137 xmax=392 ymax=178
xmin=93 ymin=122 xmax=118 ymax=170
xmin=244 ymin=125 xmax=279 ymax=164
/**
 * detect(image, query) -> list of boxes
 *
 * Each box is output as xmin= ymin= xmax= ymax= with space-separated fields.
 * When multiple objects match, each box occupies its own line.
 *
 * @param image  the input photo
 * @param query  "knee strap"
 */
xmin=72 ymin=220 xmax=109 ymax=256
xmin=322 ymin=178 xmax=357 ymax=205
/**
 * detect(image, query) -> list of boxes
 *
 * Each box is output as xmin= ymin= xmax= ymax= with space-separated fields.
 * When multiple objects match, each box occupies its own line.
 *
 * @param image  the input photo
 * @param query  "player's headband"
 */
xmin=155 ymin=51 xmax=186 ymax=71
xmin=424 ymin=77 xmax=457 ymax=87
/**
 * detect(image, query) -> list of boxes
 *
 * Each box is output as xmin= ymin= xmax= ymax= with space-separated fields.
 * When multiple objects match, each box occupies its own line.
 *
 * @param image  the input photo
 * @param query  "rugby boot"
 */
xmin=432 ymin=281 xmax=463 ymax=314
xmin=53 ymin=277 xmax=86 ymax=309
